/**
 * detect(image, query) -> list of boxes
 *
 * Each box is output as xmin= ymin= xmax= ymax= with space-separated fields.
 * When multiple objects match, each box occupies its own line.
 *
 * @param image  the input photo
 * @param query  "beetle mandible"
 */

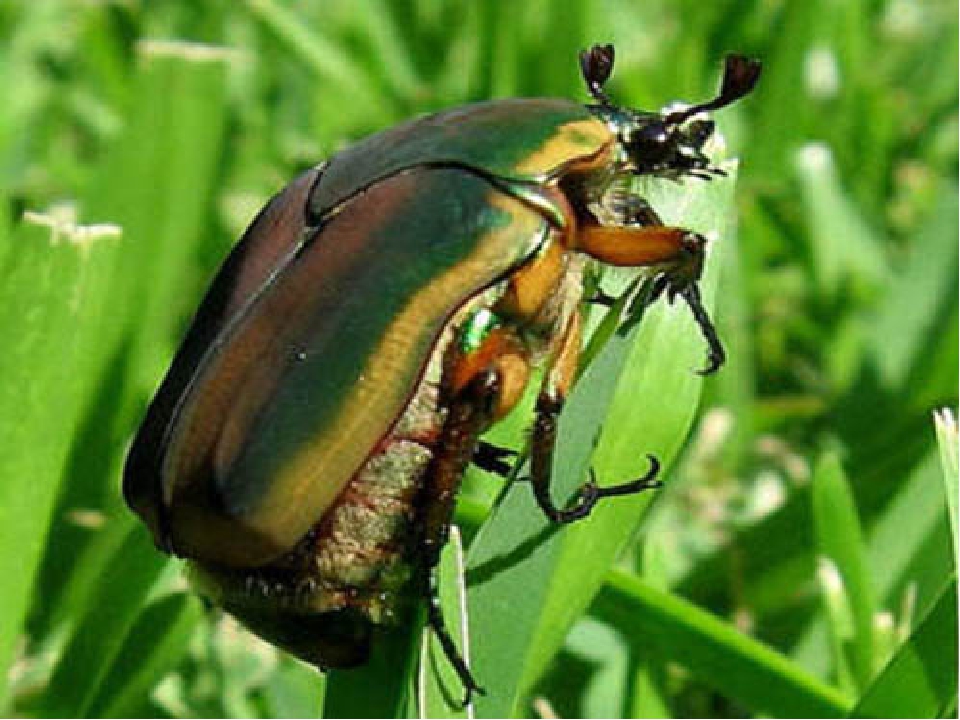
xmin=123 ymin=44 xmax=760 ymax=700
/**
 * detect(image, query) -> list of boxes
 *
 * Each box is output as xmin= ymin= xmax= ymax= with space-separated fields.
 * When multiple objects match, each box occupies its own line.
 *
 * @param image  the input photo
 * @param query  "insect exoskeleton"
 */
xmin=123 ymin=43 xmax=760 ymax=701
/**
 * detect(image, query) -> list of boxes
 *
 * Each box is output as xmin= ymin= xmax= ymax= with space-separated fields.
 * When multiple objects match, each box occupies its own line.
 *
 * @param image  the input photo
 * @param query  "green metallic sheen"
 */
xmin=124 ymin=167 xmax=323 ymax=545
xmin=124 ymin=98 xmax=612 ymax=570
xmin=307 ymin=98 xmax=608 ymax=223
xmin=459 ymin=307 xmax=501 ymax=354
xmin=152 ymin=166 xmax=555 ymax=567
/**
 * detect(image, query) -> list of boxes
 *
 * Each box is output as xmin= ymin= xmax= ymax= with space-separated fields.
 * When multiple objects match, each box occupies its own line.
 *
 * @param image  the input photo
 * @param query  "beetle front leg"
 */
xmin=575 ymin=218 xmax=724 ymax=374
xmin=529 ymin=312 xmax=662 ymax=523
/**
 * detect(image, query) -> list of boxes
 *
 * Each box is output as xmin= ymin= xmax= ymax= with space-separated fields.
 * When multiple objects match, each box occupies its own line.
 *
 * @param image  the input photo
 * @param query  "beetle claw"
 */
xmin=586 ymin=288 xmax=619 ymax=307
xmin=679 ymin=284 xmax=725 ymax=375
xmin=472 ymin=441 xmax=517 ymax=477
xmin=460 ymin=679 xmax=487 ymax=708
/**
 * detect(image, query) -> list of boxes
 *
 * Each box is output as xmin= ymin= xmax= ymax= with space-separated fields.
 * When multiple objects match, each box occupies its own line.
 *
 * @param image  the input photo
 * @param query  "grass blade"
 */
xmin=851 ymin=578 xmax=958 ymax=718
xmin=0 ymin=211 xmax=120 ymax=703
xmin=811 ymin=454 xmax=878 ymax=691
xmin=523 ymin=164 xmax=738 ymax=689
xmin=462 ymin=161 xmax=736 ymax=717
xmin=39 ymin=522 xmax=168 ymax=717
xmin=594 ymin=570 xmax=852 ymax=718
xmin=421 ymin=527 xmax=474 ymax=718
xmin=934 ymin=409 xmax=958 ymax=567
xmin=88 ymin=593 xmax=203 ymax=718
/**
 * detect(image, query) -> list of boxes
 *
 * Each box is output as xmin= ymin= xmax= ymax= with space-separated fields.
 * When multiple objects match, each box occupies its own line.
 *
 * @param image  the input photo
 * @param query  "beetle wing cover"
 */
xmin=308 ymin=99 xmax=611 ymax=222
xmin=126 ymin=167 xmax=551 ymax=567
xmin=124 ymin=167 xmax=321 ymax=545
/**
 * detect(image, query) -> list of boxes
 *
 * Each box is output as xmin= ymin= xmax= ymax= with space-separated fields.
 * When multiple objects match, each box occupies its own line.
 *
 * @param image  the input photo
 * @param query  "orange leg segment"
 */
xmin=575 ymin=219 xmax=724 ymax=374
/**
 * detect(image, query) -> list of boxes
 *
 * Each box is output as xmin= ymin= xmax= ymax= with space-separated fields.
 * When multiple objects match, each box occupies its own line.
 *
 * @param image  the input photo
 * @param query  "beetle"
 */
xmin=123 ymin=44 xmax=760 ymax=700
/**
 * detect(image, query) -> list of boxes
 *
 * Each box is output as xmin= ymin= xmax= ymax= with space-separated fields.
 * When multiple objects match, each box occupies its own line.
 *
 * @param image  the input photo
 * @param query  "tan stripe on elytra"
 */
xmin=513 ymin=118 xmax=614 ymax=176
xmin=246 ymin=191 xmax=548 ymax=544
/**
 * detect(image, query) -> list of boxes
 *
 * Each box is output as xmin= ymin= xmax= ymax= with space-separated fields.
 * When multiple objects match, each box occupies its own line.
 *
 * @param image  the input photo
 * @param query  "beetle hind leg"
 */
xmin=425 ymin=564 xmax=485 ymax=706
xmin=415 ymin=369 xmax=504 ymax=705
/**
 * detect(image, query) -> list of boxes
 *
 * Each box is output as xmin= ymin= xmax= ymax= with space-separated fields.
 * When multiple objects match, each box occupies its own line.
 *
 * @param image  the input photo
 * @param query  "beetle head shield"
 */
xmin=580 ymin=45 xmax=761 ymax=180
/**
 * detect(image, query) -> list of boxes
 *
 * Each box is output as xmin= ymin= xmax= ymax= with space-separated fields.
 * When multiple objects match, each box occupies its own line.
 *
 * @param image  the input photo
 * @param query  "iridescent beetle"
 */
xmin=124 ymin=45 xmax=760 ymax=698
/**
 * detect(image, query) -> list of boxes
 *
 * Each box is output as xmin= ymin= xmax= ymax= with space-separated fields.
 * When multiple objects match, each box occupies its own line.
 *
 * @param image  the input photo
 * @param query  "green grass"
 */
xmin=0 ymin=1 xmax=956 ymax=717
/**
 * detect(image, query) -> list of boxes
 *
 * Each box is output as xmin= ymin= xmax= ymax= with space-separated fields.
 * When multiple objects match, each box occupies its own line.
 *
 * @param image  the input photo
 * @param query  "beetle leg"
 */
xmin=416 ymin=325 xmax=533 ymax=702
xmin=472 ymin=440 xmax=517 ymax=477
xmin=530 ymin=311 xmax=662 ymax=523
xmin=417 ymin=370 xmax=498 ymax=705
xmin=603 ymin=189 xmax=663 ymax=227
xmin=574 ymin=219 xmax=723 ymax=374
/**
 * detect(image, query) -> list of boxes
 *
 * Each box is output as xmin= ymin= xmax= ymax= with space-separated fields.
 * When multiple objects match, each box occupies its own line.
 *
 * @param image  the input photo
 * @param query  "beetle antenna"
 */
xmin=579 ymin=43 xmax=616 ymax=106
xmin=664 ymin=54 xmax=762 ymax=125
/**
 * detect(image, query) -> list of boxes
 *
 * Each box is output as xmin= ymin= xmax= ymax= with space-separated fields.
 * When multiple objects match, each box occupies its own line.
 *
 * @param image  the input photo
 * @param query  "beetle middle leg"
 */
xmin=528 ymin=311 xmax=662 ymax=523
xmin=574 ymin=213 xmax=724 ymax=374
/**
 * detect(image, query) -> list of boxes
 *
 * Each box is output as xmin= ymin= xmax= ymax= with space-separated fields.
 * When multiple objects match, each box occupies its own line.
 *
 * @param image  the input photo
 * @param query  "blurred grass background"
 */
xmin=0 ymin=0 xmax=956 ymax=717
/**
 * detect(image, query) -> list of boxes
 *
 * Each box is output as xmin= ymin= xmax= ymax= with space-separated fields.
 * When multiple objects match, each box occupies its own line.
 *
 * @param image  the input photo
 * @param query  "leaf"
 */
xmin=421 ymin=527 xmax=475 ymax=718
xmin=39 ymin=522 xmax=169 ymax=717
xmin=593 ymin=569 xmax=852 ymax=717
xmin=871 ymin=187 xmax=959 ymax=394
xmin=812 ymin=454 xmax=878 ymax=691
xmin=87 ymin=593 xmax=203 ymax=718
xmin=523 ymin=164 xmax=739 ymax=690
xmin=934 ymin=409 xmax=959 ymax=568
xmin=463 ymin=163 xmax=737 ymax=717
xmin=851 ymin=578 xmax=958 ymax=718
xmin=794 ymin=143 xmax=889 ymax=298
xmin=0 ymin=211 xmax=120 ymax=701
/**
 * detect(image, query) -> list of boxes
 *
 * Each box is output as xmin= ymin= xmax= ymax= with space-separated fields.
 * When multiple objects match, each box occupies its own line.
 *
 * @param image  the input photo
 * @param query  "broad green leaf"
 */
xmin=523 ymin=164 xmax=738 ymax=691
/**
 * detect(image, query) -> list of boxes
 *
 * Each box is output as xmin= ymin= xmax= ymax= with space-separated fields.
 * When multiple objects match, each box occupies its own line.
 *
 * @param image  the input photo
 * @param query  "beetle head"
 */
xmin=580 ymin=45 xmax=761 ymax=180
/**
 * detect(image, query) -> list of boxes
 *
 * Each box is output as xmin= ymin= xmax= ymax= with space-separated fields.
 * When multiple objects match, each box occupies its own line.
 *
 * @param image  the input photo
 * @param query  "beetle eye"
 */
xmin=631 ymin=122 xmax=667 ymax=148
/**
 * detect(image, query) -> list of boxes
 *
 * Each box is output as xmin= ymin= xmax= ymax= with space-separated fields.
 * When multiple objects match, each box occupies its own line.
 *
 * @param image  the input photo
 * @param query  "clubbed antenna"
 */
xmin=664 ymin=55 xmax=762 ymax=125
xmin=579 ymin=43 xmax=616 ymax=106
